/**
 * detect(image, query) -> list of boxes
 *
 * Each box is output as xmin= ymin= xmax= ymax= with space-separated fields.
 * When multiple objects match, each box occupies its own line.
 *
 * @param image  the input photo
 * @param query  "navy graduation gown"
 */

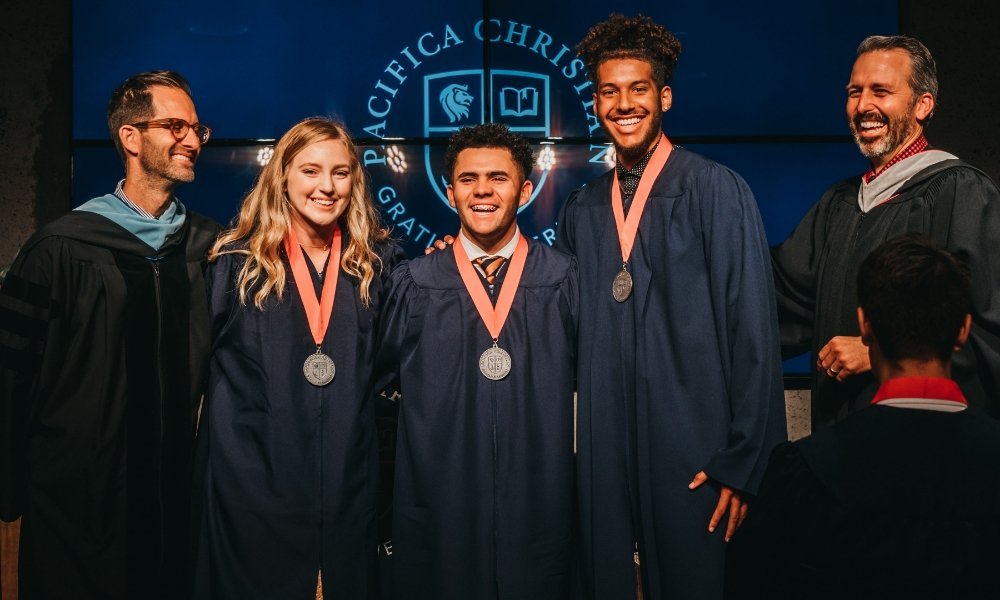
xmin=193 ymin=239 xmax=404 ymax=599
xmin=556 ymin=147 xmax=786 ymax=600
xmin=375 ymin=238 xmax=578 ymax=600
xmin=727 ymin=405 xmax=1000 ymax=598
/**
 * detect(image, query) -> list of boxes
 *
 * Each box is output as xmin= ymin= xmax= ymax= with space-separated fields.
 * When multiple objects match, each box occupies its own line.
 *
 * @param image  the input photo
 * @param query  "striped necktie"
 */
xmin=473 ymin=255 xmax=507 ymax=286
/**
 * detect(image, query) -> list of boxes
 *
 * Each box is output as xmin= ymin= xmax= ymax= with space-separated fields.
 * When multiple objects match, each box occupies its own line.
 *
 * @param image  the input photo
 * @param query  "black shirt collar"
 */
xmin=615 ymin=140 xmax=660 ymax=197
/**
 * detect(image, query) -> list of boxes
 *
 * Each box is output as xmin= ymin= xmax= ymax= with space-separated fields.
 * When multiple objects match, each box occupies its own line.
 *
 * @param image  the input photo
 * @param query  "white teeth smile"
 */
xmin=860 ymin=121 xmax=885 ymax=130
xmin=311 ymin=198 xmax=335 ymax=206
xmin=171 ymin=154 xmax=193 ymax=162
xmin=471 ymin=204 xmax=498 ymax=213
xmin=615 ymin=117 xmax=641 ymax=126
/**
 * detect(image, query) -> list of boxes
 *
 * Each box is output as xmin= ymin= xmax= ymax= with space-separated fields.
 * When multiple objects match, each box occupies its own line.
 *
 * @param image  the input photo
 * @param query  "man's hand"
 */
xmin=816 ymin=336 xmax=871 ymax=382
xmin=423 ymin=235 xmax=455 ymax=255
xmin=688 ymin=471 xmax=747 ymax=542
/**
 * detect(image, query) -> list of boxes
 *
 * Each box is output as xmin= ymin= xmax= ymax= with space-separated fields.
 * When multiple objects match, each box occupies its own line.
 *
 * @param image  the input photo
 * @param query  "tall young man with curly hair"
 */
xmin=556 ymin=14 xmax=786 ymax=599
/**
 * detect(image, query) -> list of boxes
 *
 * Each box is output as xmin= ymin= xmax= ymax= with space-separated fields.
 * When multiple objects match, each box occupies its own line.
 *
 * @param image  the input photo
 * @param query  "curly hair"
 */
xmin=576 ymin=13 xmax=682 ymax=88
xmin=444 ymin=123 xmax=535 ymax=183
xmin=210 ymin=117 xmax=391 ymax=309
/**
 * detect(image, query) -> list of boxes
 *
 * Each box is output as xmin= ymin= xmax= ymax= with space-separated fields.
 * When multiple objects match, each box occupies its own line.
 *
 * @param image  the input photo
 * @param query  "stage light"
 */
xmin=387 ymin=145 xmax=408 ymax=174
xmin=257 ymin=146 xmax=274 ymax=166
xmin=603 ymin=145 xmax=616 ymax=168
xmin=537 ymin=144 xmax=555 ymax=171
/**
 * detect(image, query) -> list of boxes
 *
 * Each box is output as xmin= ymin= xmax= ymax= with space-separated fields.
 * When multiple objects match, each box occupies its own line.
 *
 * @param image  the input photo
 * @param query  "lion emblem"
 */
xmin=439 ymin=83 xmax=474 ymax=123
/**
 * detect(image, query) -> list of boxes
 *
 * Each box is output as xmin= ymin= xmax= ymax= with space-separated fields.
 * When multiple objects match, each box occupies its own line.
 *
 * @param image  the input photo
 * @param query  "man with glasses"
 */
xmin=0 ymin=70 xmax=219 ymax=599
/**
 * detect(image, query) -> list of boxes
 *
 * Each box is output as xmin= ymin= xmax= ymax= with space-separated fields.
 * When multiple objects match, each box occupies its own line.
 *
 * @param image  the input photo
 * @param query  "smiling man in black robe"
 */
xmin=0 ymin=71 xmax=218 ymax=599
xmin=556 ymin=14 xmax=786 ymax=600
xmin=772 ymin=35 xmax=1000 ymax=428
xmin=376 ymin=123 xmax=578 ymax=599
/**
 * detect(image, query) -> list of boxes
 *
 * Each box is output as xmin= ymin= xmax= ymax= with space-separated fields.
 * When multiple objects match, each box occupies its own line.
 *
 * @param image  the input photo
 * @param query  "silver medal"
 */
xmin=479 ymin=345 xmax=512 ymax=380
xmin=612 ymin=269 xmax=633 ymax=302
xmin=303 ymin=351 xmax=336 ymax=386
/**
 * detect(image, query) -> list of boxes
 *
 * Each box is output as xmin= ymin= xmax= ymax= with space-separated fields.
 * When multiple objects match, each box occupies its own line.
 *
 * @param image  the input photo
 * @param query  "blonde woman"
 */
xmin=193 ymin=118 xmax=403 ymax=599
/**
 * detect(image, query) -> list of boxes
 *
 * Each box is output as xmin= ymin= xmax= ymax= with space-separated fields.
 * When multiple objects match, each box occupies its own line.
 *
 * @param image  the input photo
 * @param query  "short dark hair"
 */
xmin=107 ymin=70 xmax=193 ymax=162
xmin=857 ymin=35 xmax=938 ymax=120
xmin=857 ymin=233 xmax=970 ymax=364
xmin=444 ymin=123 xmax=535 ymax=183
xmin=576 ymin=13 xmax=682 ymax=89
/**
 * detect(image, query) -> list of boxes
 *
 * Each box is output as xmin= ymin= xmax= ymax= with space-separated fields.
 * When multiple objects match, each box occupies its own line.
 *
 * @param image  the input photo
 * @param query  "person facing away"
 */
xmin=555 ymin=13 xmax=786 ymax=600
xmin=374 ymin=123 xmax=578 ymax=600
xmin=772 ymin=35 xmax=1000 ymax=429
xmin=192 ymin=117 xmax=404 ymax=599
xmin=728 ymin=233 xmax=1000 ymax=599
xmin=0 ymin=70 xmax=219 ymax=599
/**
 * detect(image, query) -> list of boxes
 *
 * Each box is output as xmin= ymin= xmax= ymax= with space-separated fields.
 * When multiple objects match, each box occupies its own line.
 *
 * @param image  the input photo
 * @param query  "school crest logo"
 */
xmin=439 ymin=83 xmax=475 ymax=123
xmin=358 ymin=18 xmax=604 ymax=252
xmin=423 ymin=70 xmax=552 ymax=208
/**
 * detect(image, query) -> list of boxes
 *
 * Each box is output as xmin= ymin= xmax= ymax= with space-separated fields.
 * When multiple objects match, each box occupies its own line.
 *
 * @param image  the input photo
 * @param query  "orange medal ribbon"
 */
xmin=284 ymin=224 xmax=342 ymax=348
xmin=611 ymin=133 xmax=673 ymax=263
xmin=453 ymin=233 xmax=529 ymax=342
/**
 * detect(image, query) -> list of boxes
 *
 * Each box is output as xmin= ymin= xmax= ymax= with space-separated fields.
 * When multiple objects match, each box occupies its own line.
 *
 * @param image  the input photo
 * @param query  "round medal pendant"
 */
xmin=303 ymin=352 xmax=336 ymax=386
xmin=479 ymin=346 xmax=512 ymax=380
xmin=612 ymin=269 xmax=633 ymax=302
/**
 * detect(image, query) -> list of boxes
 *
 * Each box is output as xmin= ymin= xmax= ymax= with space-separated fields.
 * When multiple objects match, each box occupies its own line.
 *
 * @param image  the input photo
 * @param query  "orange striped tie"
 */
xmin=473 ymin=256 xmax=507 ymax=286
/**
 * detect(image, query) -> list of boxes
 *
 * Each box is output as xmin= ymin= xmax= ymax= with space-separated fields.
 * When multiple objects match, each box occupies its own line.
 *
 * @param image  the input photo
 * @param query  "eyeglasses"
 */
xmin=131 ymin=118 xmax=212 ymax=144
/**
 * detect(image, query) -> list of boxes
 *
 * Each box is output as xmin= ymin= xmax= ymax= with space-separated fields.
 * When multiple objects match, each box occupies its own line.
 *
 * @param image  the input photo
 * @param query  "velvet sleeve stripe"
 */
xmin=0 ymin=275 xmax=52 ymax=370
xmin=1 ymin=272 xmax=52 ymax=308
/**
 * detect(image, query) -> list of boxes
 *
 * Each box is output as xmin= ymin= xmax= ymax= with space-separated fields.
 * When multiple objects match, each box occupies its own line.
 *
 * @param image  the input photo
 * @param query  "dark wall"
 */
xmin=0 ymin=0 xmax=72 ymax=269
xmin=0 ymin=3 xmax=70 ymax=597
xmin=900 ymin=0 xmax=1000 ymax=181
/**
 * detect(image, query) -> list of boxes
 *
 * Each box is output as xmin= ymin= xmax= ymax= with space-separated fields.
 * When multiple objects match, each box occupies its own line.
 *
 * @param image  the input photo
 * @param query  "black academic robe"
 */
xmin=556 ymin=147 xmax=786 ymax=600
xmin=0 ymin=210 xmax=218 ymax=599
xmin=375 ymin=239 xmax=578 ymax=600
xmin=192 ymin=238 xmax=404 ymax=599
xmin=772 ymin=160 xmax=1000 ymax=427
xmin=726 ymin=405 xmax=1000 ymax=599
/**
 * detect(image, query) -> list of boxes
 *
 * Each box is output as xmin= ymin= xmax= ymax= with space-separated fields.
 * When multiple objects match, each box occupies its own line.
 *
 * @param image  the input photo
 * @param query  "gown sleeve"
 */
xmin=697 ymin=164 xmax=787 ymax=495
xmin=554 ymin=188 xmax=582 ymax=256
xmin=937 ymin=168 xmax=1000 ymax=417
xmin=372 ymin=262 xmax=421 ymax=398
xmin=0 ymin=238 xmax=60 ymax=520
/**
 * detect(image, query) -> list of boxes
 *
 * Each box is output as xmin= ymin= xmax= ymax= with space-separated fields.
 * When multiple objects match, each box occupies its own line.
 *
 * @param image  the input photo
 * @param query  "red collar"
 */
xmin=863 ymin=135 xmax=929 ymax=183
xmin=871 ymin=376 xmax=967 ymax=406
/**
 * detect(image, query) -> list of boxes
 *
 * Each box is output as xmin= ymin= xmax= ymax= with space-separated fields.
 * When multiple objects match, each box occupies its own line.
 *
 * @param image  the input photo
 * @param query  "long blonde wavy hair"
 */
xmin=210 ymin=117 xmax=391 ymax=309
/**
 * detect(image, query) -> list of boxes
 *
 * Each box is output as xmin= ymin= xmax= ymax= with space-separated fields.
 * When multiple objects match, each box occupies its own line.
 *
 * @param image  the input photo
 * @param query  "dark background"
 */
xmin=3 ymin=1 xmax=1000 ymax=367
xmin=2 ymin=2 xmax=1000 ymax=596
xmin=68 ymin=0 xmax=891 ymax=377
xmin=70 ymin=0 xmax=891 ymax=254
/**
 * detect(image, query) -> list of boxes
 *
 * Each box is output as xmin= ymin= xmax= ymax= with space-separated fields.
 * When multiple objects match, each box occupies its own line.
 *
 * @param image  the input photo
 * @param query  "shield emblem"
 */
xmin=423 ymin=69 xmax=551 ymax=211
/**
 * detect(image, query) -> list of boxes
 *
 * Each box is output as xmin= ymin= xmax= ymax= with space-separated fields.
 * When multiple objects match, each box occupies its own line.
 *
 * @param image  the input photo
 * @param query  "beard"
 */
xmin=849 ymin=105 xmax=917 ymax=163
xmin=139 ymin=142 xmax=197 ymax=184
xmin=605 ymin=109 xmax=664 ymax=166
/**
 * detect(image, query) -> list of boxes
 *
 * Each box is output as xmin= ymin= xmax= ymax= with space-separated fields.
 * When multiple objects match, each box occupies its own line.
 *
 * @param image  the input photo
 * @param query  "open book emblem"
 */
xmin=499 ymin=86 xmax=539 ymax=117
xmin=423 ymin=70 xmax=551 ymax=211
